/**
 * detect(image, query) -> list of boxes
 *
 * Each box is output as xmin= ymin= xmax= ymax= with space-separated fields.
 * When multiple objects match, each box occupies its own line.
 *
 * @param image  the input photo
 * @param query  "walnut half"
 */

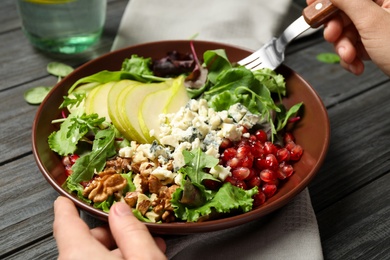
xmin=83 ymin=173 xmax=127 ymax=203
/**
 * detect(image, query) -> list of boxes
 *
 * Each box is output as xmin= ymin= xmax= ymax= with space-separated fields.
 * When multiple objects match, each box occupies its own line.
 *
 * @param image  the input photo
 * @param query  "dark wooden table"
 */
xmin=1 ymin=0 xmax=389 ymax=259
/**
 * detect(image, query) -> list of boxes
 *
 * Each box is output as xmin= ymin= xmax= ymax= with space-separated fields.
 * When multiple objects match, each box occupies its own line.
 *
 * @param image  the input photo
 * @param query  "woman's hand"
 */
xmin=307 ymin=0 xmax=390 ymax=76
xmin=53 ymin=196 xmax=167 ymax=260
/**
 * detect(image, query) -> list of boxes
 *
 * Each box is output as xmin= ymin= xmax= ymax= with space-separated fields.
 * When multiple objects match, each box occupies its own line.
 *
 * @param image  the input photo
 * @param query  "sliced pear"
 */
xmin=163 ymin=76 xmax=190 ymax=113
xmin=121 ymin=81 xmax=170 ymax=143
xmin=107 ymin=80 xmax=142 ymax=141
xmin=140 ymin=76 xmax=189 ymax=142
xmin=84 ymin=82 xmax=116 ymax=121
xmin=67 ymin=82 xmax=100 ymax=114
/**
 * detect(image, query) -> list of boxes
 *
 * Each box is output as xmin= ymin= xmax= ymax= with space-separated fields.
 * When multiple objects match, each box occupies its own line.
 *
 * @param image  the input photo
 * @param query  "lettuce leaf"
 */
xmin=172 ymin=182 xmax=257 ymax=222
xmin=171 ymin=148 xmax=257 ymax=222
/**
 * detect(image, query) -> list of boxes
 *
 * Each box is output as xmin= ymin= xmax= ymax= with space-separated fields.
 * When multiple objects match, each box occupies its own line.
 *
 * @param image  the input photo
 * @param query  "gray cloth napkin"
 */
xmin=111 ymin=1 xmax=323 ymax=259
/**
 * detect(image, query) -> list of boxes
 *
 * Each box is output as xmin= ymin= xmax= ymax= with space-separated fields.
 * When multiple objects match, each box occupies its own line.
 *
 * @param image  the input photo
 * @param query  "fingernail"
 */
xmin=338 ymin=47 xmax=346 ymax=59
xmin=113 ymin=202 xmax=132 ymax=217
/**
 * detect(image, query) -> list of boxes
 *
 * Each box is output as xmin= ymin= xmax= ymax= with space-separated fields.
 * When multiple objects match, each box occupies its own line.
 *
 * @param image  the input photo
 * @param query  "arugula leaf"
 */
xmin=181 ymin=148 xmax=219 ymax=184
xmin=48 ymin=113 xmax=106 ymax=156
xmin=59 ymin=92 xmax=86 ymax=109
xmin=69 ymin=127 xmax=116 ymax=183
xmin=203 ymin=49 xmax=232 ymax=84
xmin=275 ymin=102 xmax=303 ymax=132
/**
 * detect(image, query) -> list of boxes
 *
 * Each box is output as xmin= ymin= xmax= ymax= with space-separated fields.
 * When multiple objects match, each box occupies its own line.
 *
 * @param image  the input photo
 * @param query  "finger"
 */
xmin=333 ymin=25 xmax=359 ymax=64
xmin=53 ymin=197 xmax=93 ymax=250
xmin=90 ymin=225 xmax=117 ymax=250
xmin=108 ymin=202 xmax=167 ymax=260
xmin=323 ymin=15 xmax=344 ymax=43
xmin=340 ymin=58 xmax=365 ymax=76
xmin=154 ymin=237 xmax=167 ymax=253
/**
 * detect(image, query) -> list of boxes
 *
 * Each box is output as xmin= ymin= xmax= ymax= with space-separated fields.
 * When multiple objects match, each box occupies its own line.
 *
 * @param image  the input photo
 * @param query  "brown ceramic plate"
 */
xmin=32 ymin=40 xmax=330 ymax=234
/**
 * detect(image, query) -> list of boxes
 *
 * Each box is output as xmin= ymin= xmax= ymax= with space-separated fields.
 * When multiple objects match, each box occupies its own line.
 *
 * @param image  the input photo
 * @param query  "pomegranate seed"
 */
xmin=225 ymin=176 xmax=238 ymax=186
xmin=246 ymin=176 xmax=261 ymax=188
xmin=255 ymin=129 xmax=268 ymax=143
xmin=237 ymin=146 xmax=251 ymax=159
xmin=290 ymin=144 xmax=303 ymax=161
xmin=232 ymin=167 xmax=251 ymax=180
xmin=203 ymin=179 xmax=222 ymax=190
xmin=241 ymin=156 xmax=254 ymax=168
xmin=284 ymin=132 xmax=295 ymax=143
xmin=262 ymin=183 xmax=277 ymax=198
xmin=259 ymin=169 xmax=277 ymax=183
xmin=255 ymin=157 xmax=267 ymax=170
xmin=253 ymin=191 xmax=267 ymax=207
xmin=236 ymin=180 xmax=247 ymax=190
xmin=264 ymin=154 xmax=278 ymax=170
xmin=250 ymin=141 xmax=265 ymax=158
xmin=62 ymin=156 xmax=71 ymax=166
xmin=276 ymin=148 xmax=290 ymax=162
xmin=277 ymin=162 xmax=294 ymax=179
xmin=69 ymin=154 xmax=80 ymax=164
xmin=285 ymin=141 xmax=296 ymax=152
xmin=221 ymin=147 xmax=236 ymax=162
xmin=220 ymin=138 xmax=233 ymax=149
xmin=237 ymin=138 xmax=250 ymax=147
xmin=226 ymin=157 xmax=241 ymax=168
xmin=64 ymin=165 xmax=73 ymax=176
xmin=264 ymin=141 xmax=278 ymax=155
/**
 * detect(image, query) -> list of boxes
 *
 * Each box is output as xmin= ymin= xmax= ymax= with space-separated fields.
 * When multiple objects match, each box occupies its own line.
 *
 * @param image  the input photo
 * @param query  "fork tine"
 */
xmin=237 ymin=49 xmax=263 ymax=67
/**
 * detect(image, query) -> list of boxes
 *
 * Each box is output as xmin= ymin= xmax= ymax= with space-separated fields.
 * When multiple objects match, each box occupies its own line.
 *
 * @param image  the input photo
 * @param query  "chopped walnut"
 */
xmin=124 ymin=191 xmax=139 ymax=207
xmin=139 ymin=161 xmax=156 ymax=175
xmin=148 ymin=175 xmax=162 ymax=194
xmin=83 ymin=173 xmax=127 ymax=203
xmin=149 ymin=184 xmax=179 ymax=222
xmin=105 ymin=157 xmax=132 ymax=173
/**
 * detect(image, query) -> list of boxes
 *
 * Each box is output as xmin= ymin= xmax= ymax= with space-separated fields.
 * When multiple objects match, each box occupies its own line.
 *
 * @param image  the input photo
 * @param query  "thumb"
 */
xmin=108 ymin=202 xmax=167 ymax=260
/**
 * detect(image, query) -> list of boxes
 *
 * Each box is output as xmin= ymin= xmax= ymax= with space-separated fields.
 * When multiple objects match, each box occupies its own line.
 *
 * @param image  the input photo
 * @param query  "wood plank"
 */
xmin=316 ymin=173 xmax=390 ymax=260
xmin=0 ymin=154 xmax=58 ymax=258
xmin=308 ymin=81 xmax=390 ymax=212
xmin=284 ymin=39 xmax=389 ymax=108
xmin=3 ymin=236 xmax=58 ymax=260
xmin=0 ymin=0 xmax=19 ymax=33
xmin=0 ymin=78 xmax=50 ymax=163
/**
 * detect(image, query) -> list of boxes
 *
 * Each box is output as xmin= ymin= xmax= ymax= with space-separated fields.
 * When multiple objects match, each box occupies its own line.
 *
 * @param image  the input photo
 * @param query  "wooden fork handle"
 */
xmin=303 ymin=0 xmax=339 ymax=28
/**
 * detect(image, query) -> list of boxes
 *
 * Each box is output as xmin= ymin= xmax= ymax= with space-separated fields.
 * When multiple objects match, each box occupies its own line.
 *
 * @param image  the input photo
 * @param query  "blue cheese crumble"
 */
xmin=119 ymin=99 xmax=261 ymax=185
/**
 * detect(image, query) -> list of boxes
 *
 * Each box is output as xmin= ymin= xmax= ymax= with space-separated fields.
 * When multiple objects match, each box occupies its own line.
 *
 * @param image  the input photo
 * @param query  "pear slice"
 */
xmin=67 ymin=82 xmax=100 ymax=114
xmin=84 ymin=82 xmax=116 ymax=122
xmin=140 ymin=76 xmax=189 ymax=142
xmin=121 ymin=80 xmax=170 ymax=143
xmin=108 ymin=80 xmax=142 ymax=141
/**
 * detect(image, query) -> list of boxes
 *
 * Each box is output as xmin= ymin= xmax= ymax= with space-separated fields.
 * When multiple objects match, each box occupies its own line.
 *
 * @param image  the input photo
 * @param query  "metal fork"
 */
xmin=238 ymin=0 xmax=338 ymax=71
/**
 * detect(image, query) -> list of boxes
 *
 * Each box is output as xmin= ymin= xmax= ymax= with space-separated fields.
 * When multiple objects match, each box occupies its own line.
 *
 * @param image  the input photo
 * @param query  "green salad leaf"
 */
xmin=171 ymin=148 xmax=257 ymax=222
xmin=69 ymin=126 xmax=116 ymax=183
xmin=316 ymin=52 xmax=340 ymax=64
xmin=172 ymin=182 xmax=257 ymax=222
xmin=24 ymin=86 xmax=52 ymax=105
xmin=48 ymin=113 xmax=106 ymax=156
xmin=68 ymin=56 xmax=168 ymax=93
